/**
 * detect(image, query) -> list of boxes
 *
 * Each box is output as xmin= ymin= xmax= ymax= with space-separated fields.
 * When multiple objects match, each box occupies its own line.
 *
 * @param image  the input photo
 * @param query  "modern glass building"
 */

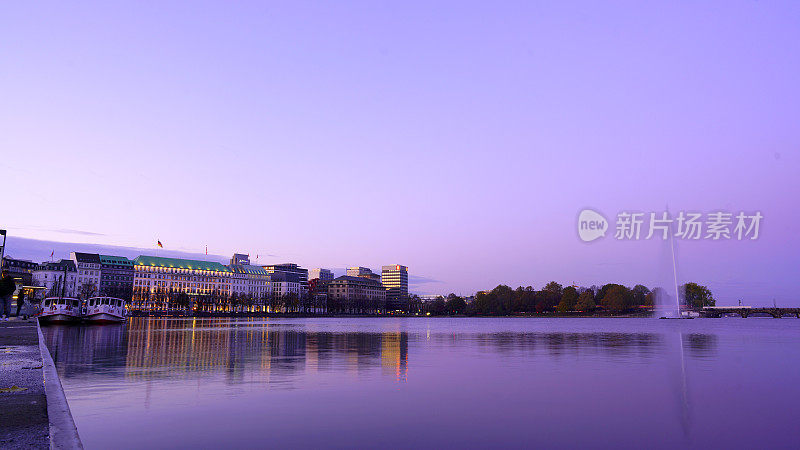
xmin=381 ymin=265 xmax=408 ymax=311
xmin=309 ymin=268 xmax=334 ymax=282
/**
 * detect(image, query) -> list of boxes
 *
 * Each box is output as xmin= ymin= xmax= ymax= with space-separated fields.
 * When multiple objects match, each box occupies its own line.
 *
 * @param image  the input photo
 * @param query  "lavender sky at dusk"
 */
xmin=2 ymin=1 xmax=799 ymax=305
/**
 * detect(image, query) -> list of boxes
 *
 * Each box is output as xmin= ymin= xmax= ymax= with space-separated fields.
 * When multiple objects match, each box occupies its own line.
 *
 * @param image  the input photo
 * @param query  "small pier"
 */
xmin=700 ymin=307 xmax=800 ymax=318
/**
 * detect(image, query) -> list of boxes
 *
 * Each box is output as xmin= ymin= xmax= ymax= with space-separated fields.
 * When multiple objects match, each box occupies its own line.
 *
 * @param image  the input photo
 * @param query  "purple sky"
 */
xmin=2 ymin=1 xmax=799 ymax=305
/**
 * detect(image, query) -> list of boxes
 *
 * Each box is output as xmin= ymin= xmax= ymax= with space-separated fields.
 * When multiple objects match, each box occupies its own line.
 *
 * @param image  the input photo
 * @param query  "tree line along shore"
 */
xmin=127 ymin=282 xmax=714 ymax=317
xmin=442 ymin=281 xmax=715 ymax=317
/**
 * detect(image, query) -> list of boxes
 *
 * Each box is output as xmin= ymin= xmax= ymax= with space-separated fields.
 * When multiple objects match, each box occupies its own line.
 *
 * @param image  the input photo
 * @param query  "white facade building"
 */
xmin=71 ymin=252 xmax=101 ymax=298
xmin=33 ymin=260 xmax=78 ymax=298
xmin=228 ymin=264 xmax=272 ymax=299
xmin=230 ymin=268 xmax=248 ymax=295
xmin=132 ymin=255 xmax=232 ymax=311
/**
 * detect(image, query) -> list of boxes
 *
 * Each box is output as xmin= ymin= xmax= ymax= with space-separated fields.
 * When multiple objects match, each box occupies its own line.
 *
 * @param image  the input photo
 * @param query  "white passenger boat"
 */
xmin=85 ymin=296 xmax=127 ymax=323
xmin=39 ymin=297 xmax=83 ymax=323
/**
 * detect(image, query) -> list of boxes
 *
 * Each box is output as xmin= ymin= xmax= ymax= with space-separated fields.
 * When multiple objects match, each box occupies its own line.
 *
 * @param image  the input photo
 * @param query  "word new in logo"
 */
xmin=578 ymin=209 xmax=608 ymax=242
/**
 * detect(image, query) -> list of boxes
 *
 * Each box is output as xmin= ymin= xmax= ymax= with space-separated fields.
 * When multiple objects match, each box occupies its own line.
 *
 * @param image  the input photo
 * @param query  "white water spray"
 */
xmin=668 ymin=210 xmax=681 ymax=317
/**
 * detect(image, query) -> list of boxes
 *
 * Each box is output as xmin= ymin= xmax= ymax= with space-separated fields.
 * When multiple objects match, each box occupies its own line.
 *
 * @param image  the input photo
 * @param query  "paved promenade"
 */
xmin=0 ymin=319 xmax=49 ymax=448
xmin=0 ymin=319 xmax=82 ymax=449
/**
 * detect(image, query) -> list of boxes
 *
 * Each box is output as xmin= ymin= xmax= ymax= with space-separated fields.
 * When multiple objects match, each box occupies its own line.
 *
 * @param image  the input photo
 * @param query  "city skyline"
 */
xmin=2 ymin=1 xmax=799 ymax=304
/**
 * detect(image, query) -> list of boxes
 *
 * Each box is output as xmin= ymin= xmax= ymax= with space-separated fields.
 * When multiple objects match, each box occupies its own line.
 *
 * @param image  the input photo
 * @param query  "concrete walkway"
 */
xmin=0 ymin=319 xmax=82 ymax=449
xmin=0 ymin=319 xmax=50 ymax=448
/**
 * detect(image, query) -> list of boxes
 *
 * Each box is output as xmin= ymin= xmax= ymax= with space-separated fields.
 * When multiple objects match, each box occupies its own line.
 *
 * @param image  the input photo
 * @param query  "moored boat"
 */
xmin=85 ymin=296 xmax=127 ymax=323
xmin=39 ymin=297 xmax=82 ymax=323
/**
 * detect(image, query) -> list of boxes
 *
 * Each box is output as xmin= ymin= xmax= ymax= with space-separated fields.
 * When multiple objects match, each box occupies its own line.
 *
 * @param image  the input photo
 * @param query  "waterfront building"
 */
xmin=346 ymin=266 xmax=372 ymax=277
xmin=308 ymin=277 xmax=330 ymax=311
xmin=269 ymin=271 xmax=303 ymax=299
xmin=327 ymin=275 xmax=386 ymax=314
xmin=346 ymin=266 xmax=381 ymax=282
xmin=71 ymin=252 xmax=101 ymax=299
xmin=227 ymin=264 xmax=272 ymax=302
xmin=1 ymin=256 xmax=38 ymax=285
xmin=361 ymin=272 xmax=381 ymax=282
xmin=419 ymin=295 xmax=444 ymax=303
xmin=381 ymin=265 xmax=409 ymax=311
xmin=229 ymin=265 xmax=248 ymax=295
xmin=263 ymin=263 xmax=308 ymax=295
xmin=33 ymin=260 xmax=78 ymax=298
xmin=132 ymin=255 xmax=232 ymax=311
xmin=230 ymin=253 xmax=251 ymax=266
xmin=309 ymin=268 xmax=333 ymax=282
xmin=99 ymin=255 xmax=134 ymax=300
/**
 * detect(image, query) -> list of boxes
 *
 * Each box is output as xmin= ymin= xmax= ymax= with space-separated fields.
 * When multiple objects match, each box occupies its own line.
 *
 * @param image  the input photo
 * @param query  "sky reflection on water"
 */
xmin=43 ymin=318 xmax=800 ymax=449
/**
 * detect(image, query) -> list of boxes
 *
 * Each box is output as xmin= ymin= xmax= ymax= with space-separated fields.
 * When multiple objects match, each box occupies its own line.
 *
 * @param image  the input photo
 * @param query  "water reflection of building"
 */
xmin=121 ymin=319 xmax=410 ymax=384
xmin=42 ymin=324 xmax=129 ymax=378
xmin=381 ymin=332 xmax=408 ymax=382
xmin=42 ymin=325 xmax=718 ymax=395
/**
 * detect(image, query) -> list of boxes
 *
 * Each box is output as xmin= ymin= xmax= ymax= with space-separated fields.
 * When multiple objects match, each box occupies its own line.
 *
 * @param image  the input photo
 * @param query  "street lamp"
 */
xmin=0 ymin=229 xmax=6 ymax=270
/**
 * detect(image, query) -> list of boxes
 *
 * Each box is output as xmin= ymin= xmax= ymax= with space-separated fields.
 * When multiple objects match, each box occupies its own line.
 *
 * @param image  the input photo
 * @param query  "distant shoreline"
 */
xmin=127 ymin=311 xmax=658 ymax=319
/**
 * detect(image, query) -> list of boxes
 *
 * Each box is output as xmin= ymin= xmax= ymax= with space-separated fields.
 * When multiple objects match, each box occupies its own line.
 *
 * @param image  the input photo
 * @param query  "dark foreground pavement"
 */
xmin=0 ymin=319 xmax=50 ymax=448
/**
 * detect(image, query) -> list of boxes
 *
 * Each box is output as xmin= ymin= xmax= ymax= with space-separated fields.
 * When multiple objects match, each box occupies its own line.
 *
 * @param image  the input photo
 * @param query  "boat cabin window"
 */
xmin=45 ymin=299 xmax=51 ymax=306
xmin=58 ymin=299 xmax=66 ymax=305
xmin=102 ymin=298 xmax=109 ymax=305
xmin=72 ymin=300 xmax=79 ymax=307
xmin=89 ymin=299 xmax=95 ymax=306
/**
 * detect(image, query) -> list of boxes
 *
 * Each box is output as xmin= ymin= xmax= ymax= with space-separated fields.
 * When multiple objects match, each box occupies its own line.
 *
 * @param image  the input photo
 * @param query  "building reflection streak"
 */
xmin=119 ymin=319 xmax=412 ymax=384
xmin=381 ymin=332 xmax=408 ymax=382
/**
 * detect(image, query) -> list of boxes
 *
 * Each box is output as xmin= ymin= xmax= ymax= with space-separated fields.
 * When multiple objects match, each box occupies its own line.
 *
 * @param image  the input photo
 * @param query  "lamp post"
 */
xmin=0 ymin=229 xmax=6 ymax=270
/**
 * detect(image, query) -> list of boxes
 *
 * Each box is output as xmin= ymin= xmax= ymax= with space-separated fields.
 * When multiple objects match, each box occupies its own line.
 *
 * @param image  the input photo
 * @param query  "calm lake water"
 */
xmin=42 ymin=317 xmax=800 ymax=449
